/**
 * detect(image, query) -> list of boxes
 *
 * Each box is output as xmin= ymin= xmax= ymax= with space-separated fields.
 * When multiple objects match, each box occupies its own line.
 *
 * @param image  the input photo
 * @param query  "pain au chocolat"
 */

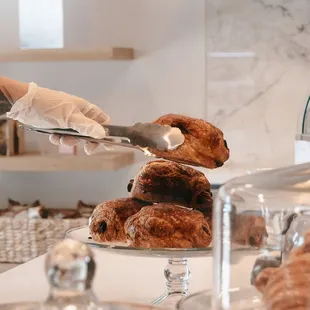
xmin=90 ymin=198 xmax=152 ymax=243
xmin=148 ymin=114 xmax=230 ymax=169
xmin=125 ymin=204 xmax=212 ymax=248
xmin=127 ymin=160 xmax=213 ymax=221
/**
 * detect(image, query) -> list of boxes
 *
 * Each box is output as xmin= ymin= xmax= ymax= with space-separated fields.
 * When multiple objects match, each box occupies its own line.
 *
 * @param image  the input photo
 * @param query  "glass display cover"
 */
xmin=212 ymin=162 xmax=310 ymax=310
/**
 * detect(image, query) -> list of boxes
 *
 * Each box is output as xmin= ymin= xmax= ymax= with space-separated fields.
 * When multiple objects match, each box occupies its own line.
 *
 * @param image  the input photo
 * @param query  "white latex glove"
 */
xmin=6 ymin=82 xmax=109 ymax=155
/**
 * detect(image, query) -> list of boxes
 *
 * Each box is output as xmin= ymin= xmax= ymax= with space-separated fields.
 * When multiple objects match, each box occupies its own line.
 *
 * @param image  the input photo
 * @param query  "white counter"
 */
xmin=0 ymin=248 xmax=257 ymax=306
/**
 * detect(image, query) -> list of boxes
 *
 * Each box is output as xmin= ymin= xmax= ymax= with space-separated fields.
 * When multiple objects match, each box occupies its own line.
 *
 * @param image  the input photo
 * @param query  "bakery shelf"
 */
xmin=0 ymin=151 xmax=134 ymax=171
xmin=0 ymin=47 xmax=134 ymax=62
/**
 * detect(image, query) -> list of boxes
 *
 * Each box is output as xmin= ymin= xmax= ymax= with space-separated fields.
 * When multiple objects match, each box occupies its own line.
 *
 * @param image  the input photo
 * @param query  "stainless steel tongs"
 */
xmin=20 ymin=123 xmax=185 ymax=152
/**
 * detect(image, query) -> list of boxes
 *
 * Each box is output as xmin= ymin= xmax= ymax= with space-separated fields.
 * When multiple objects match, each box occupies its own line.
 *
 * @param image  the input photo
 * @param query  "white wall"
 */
xmin=0 ymin=0 xmax=206 ymax=208
xmin=0 ymin=1 xmax=19 ymax=50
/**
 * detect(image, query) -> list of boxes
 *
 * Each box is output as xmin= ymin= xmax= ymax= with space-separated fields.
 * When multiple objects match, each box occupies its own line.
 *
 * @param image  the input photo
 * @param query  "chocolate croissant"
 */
xmin=148 ymin=114 xmax=230 ymax=169
xmin=125 ymin=204 xmax=212 ymax=248
xmin=128 ymin=160 xmax=213 ymax=222
xmin=89 ymin=198 xmax=152 ymax=243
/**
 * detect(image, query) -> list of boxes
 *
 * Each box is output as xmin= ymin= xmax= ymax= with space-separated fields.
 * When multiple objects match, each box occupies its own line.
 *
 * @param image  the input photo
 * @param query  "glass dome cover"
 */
xmin=211 ymin=162 xmax=310 ymax=310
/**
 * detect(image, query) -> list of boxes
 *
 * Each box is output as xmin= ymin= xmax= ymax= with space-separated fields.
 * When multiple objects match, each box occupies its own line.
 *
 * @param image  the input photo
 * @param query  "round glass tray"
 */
xmin=176 ymin=287 xmax=264 ymax=310
xmin=66 ymin=226 xmax=212 ymax=258
xmin=66 ymin=226 xmax=212 ymax=308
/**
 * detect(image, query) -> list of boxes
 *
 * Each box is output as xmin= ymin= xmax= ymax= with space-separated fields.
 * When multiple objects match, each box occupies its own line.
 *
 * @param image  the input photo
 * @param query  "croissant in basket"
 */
xmin=1 ymin=199 xmax=49 ymax=219
xmin=148 ymin=114 xmax=230 ymax=169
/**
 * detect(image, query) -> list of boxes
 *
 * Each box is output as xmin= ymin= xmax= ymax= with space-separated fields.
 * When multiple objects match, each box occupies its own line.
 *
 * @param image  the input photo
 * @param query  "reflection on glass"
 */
xmin=18 ymin=0 xmax=63 ymax=49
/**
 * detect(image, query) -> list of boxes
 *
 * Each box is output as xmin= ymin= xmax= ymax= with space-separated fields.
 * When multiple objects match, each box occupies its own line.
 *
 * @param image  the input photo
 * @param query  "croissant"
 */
xmin=254 ymin=229 xmax=310 ymax=310
xmin=148 ymin=114 xmax=230 ymax=169
xmin=125 ymin=204 xmax=212 ymax=248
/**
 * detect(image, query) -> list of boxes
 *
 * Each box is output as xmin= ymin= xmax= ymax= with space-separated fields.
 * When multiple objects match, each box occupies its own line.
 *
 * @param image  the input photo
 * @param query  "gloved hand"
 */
xmin=6 ymin=82 xmax=109 ymax=155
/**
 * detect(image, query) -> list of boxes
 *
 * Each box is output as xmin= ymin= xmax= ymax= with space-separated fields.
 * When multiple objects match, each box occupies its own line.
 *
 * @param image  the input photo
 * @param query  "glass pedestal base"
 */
xmin=151 ymin=258 xmax=190 ymax=308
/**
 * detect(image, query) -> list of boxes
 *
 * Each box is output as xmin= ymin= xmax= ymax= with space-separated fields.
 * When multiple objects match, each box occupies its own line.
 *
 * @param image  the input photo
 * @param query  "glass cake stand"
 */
xmin=66 ymin=226 xmax=212 ymax=308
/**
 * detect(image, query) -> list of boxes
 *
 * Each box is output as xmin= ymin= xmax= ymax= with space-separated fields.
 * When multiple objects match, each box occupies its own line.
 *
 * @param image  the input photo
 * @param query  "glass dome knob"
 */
xmin=45 ymin=238 xmax=96 ymax=291
xmin=45 ymin=239 xmax=98 ymax=307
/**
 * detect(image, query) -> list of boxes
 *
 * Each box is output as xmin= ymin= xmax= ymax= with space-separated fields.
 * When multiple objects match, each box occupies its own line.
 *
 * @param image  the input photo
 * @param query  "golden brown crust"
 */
xmin=254 ymin=267 xmax=278 ymax=294
xmin=263 ymin=254 xmax=310 ymax=310
xmin=128 ymin=160 xmax=213 ymax=218
xmin=124 ymin=204 xmax=212 ymax=248
xmin=149 ymin=114 xmax=229 ymax=169
xmin=90 ymin=198 xmax=152 ymax=242
xmin=254 ymin=230 xmax=310 ymax=310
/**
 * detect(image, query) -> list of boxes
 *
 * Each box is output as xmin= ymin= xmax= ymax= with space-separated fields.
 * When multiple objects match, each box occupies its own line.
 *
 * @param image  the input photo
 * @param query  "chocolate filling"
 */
xmin=99 ymin=222 xmax=107 ymax=233
xmin=215 ymin=160 xmax=223 ymax=167
xmin=202 ymin=226 xmax=209 ymax=233
xmin=127 ymin=179 xmax=134 ymax=192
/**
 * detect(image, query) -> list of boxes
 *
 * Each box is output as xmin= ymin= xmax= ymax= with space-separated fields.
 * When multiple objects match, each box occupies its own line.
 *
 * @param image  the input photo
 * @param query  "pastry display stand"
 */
xmin=66 ymin=226 xmax=212 ymax=308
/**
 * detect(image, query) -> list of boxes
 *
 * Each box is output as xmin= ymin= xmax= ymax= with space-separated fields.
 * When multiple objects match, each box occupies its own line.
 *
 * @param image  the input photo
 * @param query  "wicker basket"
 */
xmin=0 ymin=217 xmax=88 ymax=263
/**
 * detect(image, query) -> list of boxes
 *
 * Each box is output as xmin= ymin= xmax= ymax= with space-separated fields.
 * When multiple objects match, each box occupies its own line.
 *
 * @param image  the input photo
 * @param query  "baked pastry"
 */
xmin=253 ymin=229 xmax=310 ymax=310
xmin=124 ymin=204 xmax=212 ymax=248
xmin=231 ymin=212 xmax=266 ymax=247
xmin=90 ymin=198 xmax=152 ymax=243
xmin=148 ymin=114 xmax=230 ymax=169
xmin=77 ymin=200 xmax=96 ymax=218
xmin=128 ymin=160 xmax=213 ymax=219
xmin=2 ymin=199 xmax=48 ymax=219
xmin=48 ymin=208 xmax=80 ymax=219
xmin=255 ymin=256 xmax=310 ymax=310
xmin=8 ymin=198 xmax=29 ymax=212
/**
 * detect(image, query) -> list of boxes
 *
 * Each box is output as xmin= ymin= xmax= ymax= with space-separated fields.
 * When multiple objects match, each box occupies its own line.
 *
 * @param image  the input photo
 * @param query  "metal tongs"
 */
xmin=20 ymin=123 xmax=185 ymax=153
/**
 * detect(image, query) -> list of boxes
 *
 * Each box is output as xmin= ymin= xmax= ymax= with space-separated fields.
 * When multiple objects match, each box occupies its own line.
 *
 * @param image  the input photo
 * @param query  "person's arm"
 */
xmin=0 ymin=76 xmax=29 ymax=115
xmin=3 ymin=76 xmax=110 ymax=154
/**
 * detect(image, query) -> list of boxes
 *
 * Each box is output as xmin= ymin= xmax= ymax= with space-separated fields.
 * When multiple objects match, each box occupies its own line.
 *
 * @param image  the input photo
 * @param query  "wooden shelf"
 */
xmin=0 ymin=47 xmax=134 ymax=62
xmin=0 ymin=151 xmax=134 ymax=171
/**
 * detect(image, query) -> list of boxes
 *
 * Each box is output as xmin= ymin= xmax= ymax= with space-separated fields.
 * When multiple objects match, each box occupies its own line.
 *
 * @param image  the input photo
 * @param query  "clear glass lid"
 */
xmin=211 ymin=162 xmax=310 ymax=310
xmin=0 ymin=239 xmax=161 ymax=310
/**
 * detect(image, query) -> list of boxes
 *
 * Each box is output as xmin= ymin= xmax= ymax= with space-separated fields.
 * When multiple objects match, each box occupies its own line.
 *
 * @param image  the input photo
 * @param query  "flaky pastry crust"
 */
xmin=148 ymin=114 xmax=229 ymax=169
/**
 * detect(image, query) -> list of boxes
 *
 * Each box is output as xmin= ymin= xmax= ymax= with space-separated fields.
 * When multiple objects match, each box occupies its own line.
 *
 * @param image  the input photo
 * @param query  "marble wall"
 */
xmin=206 ymin=0 xmax=310 ymax=169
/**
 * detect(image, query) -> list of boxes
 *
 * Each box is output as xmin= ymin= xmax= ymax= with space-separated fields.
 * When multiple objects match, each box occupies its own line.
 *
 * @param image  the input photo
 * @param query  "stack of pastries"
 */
xmin=89 ymin=114 xmax=230 ymax=249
